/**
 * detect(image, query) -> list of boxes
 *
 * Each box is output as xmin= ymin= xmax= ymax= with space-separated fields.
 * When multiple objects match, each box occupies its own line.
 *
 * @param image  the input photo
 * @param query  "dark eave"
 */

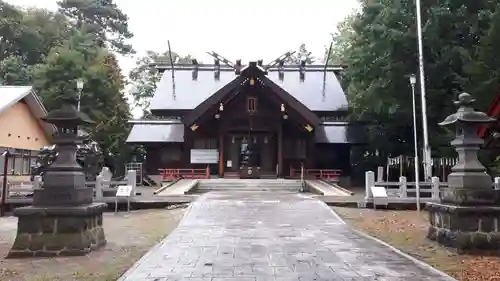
xmin=183 ymin=75 xmax=247 ymax=126
xmin=126 ymin=120 xmax=184 ymax=143
xmin=149 ymin=62 xmax=348 ymax=116
xmin=257 ymin=75 xmax=321 ymax=126
xmin=315 ymin=122 xmax=368 ymax=144
xmin=151 ymin=62 xmax=346 ymax=73
xmin=479 ymin=93 xmax=500 ymax=138
xmin=184 ymin=63 xmax=321 ymax=127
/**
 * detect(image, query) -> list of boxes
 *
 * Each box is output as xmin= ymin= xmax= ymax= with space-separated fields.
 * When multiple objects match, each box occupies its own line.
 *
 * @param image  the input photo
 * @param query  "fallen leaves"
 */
xmin=332 ymin=207 xmax=500 ymax=281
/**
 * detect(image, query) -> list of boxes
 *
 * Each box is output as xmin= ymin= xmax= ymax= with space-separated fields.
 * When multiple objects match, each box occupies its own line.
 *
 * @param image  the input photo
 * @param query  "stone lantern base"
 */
xmin=7 ymin=203 xmax=107 ymax=258
xmin=426 ymin=202 xmax=500 ymax=254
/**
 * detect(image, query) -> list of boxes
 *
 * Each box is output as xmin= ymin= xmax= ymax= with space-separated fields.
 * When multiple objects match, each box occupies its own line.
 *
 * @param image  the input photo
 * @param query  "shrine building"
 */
xmin=126 ymin=57 xmax=362 ymax=182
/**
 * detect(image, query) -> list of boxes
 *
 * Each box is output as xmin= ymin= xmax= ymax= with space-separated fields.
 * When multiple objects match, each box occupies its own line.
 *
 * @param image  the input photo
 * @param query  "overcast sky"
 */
xmin=10 ymin=0 xmax=359 ymax=72
xmin=9 ymin=0 xmax=359 ymax=116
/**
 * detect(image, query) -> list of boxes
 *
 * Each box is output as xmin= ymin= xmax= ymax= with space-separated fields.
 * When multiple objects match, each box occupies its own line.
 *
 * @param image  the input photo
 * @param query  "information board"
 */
xmin=371 ymin=186 xmax=388 ymax=198
xmin=190 ymin=149 xmax=218 ymax=164
xmin=116 ymin=185 xmax=133 ymax=197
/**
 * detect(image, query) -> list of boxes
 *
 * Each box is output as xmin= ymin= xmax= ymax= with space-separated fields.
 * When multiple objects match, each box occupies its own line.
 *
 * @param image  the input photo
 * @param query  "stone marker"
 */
xmin=426 ymin=92 xmax=500 ymax=254
xmin=7 ymin=93 xmax=107 ymax=258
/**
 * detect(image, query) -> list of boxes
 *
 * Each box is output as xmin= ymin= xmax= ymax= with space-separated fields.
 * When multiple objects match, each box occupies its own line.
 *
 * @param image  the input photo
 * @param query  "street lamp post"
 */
xmin=409 ymin=74 xmax=421 ymax=212
xmin=415 ymin=0 xmax=432 ymax=181
xmin=76 ymin=79 xmax=84 ymax=112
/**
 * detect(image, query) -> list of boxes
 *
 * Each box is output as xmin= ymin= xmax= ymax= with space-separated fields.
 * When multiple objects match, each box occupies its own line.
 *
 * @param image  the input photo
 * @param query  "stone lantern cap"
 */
xmin=439 ymin=93 xmax=496 ymax=127
xmin=41 ymin=104 xmax=94 ymax=128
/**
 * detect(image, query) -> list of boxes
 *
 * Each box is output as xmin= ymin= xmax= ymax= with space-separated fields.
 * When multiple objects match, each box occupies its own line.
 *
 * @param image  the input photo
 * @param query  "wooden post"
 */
xmin=399 ymin=155 xmax=403 ymax=178
xmin=399 ymin=176 xmax=407 ymax=198
xmin=377 ymin=166 xmax=384 ymax=182
xmin=1 ymin=151 xmax=9 ymax=217
xmin=278 ymin=126 xmax=283 ymax=177
xmin=219 ymin=134 xmax=224 ymax=177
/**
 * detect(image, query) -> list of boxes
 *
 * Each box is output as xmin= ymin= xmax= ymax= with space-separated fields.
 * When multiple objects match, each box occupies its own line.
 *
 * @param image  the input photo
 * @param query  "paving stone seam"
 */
xmin=350 ymin=227 xmax=458 ymax=281
xmin=324 ymin=204 xmax=347 ymax=225
xmin=314 ymin=195 xmax=455 ymax=280
xmin=116 ymin=204 xmax=194 ymax=281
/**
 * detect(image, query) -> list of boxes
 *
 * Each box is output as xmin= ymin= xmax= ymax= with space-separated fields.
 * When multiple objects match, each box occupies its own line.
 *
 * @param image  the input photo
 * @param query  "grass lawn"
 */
xmin=0 ymin=207 xmax=186 ymax=281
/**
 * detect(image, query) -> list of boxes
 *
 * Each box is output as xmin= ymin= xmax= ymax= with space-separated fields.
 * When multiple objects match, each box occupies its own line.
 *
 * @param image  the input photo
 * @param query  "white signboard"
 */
xmin=116 ymin=185 xmax=133 ymax=197
xmin=370 ymin=186 xmax=388 ymax=208
xmin=226 ymin=160 xmax=232 ymax=168
xmin=190 ymin=149 xmax=218 ymax=164
xmin=371 ymin=186 xmax=387 ymax=198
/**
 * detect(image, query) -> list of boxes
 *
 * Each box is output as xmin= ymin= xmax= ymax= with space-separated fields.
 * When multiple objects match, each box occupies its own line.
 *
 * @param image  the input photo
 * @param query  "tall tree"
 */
xmin=287 ymin=43 xmax=316 ymax=64
xmin=84 ymin=53 xmax=131 ymax=173
xmin=0 ymin=55 xmax=34 ymax=85
xmin=0 ymin=1 xmax=71 ymax=65
xmin=331 ymin=0 xmax=500 ymax=162
xmin=128 ymin=50 xmax=196 ymax=115
xmin=57 ymin=0 xmax=134 ymax=54
xmin=0 ymin=1 xmax=134 ymax=174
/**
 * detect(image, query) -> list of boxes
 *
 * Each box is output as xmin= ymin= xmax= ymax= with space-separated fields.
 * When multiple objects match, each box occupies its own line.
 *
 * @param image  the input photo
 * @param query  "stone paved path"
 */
xmin=119 ymin=192 xmax=456 ymax=281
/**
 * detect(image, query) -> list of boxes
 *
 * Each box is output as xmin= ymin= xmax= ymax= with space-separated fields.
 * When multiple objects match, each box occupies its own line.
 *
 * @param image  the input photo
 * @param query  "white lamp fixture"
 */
xmin=409 ymin=74 xmax=417 ymax=86
xmin=409 ymin=73 xmax=421 ymax=211
xmin=76 ymin=79 xmax=84 ymax=91
xmin=76 ymin=78 xmax=84 ymax=112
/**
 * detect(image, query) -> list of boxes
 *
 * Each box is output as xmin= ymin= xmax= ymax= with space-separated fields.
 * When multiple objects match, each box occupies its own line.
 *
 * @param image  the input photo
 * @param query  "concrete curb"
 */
xmin=329 ymin=206 xmax=457 ymax=280
xmin=325 ymin=202 xmax=347 ymax=224
xmin=350 ymin=228 xmax=458 ymax=281
xmin=331 ymin=183 xmax=355 ymax=195
xmin=117 ymin=205 xmax=192 ymax=281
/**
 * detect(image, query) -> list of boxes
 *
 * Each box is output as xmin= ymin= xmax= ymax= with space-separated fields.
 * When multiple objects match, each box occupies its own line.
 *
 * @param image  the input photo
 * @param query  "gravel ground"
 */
xmin=333 ymin=207 xmax=500 ymax=281
xmin=0 ymin=207 xmax=186 ymax=281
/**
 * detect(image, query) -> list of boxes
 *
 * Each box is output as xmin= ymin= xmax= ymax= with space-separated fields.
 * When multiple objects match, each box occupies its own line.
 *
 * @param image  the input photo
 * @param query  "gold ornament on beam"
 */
xmin=190 ymin=124 xmax=199 ymax=131
xmin=249 ymin=78 xmax=255 ymax=86
xmin=280 ymin=104 xmax=286 ymax=112
xmin=304 ymin=124 xmax=313 ymax=132
xmin=219 ymin=102 xmax=224 ymax=111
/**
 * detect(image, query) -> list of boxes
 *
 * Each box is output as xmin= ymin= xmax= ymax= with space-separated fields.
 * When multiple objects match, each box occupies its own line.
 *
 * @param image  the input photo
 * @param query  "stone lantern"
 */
xmin=8 ymin=94 xmax=107 ymax=257
xmin=426 ymin=93 xmax=500 ymax=253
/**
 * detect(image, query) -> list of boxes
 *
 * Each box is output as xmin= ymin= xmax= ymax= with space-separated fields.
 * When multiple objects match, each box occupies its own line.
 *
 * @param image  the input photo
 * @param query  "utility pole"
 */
xmin=415 ymin=0 xmax=432 ymax=180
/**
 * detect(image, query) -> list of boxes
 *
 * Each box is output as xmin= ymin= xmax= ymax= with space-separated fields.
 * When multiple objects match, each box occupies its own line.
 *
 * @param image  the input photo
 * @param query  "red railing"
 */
xmin=159 ymin=167 xmax=210 ymax=181
xmin=289 ymin=167 xmax=341 ymax=181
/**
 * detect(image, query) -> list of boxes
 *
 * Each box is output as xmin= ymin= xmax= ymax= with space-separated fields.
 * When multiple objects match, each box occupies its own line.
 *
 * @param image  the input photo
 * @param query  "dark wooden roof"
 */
xmin=183 ymin=63 xmax=321 ymax=127
xmin=149 ymin=63 xmax=347 ymax=114
xmin=479 ymin=93 xmax=500 ymax=139
xmin=315 ymin=122 xmax=367 ymax=144
xmin=126 ymin=120 xmax=184 ymax=143
xmin=126 ymin=120 xmax=360 ymax=144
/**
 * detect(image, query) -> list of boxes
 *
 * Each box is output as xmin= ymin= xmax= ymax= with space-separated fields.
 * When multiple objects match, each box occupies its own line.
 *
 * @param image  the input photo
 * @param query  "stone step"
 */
xmin=197 ymin=185 xmax=302 ymax=189
xmin=197 ymin=188 xmax=299 ymax=192
xmin=196 ymin=179 xmax=303 ymax=192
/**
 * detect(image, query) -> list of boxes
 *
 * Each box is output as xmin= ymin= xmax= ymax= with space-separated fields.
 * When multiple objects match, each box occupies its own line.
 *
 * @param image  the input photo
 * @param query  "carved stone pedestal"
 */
xmin=426 ymin=202 xmax=500 ymax=254
xmin=7 ymin=203 xmax=107 ymax=258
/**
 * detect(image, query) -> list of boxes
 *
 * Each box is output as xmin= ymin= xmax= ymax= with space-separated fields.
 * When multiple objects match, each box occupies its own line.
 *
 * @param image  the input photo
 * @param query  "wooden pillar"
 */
xmin=184 ymin=129 xmax=192 ymax=168
xmin=219 ymin=133 xmax=224 ymax=177
xmin=278 ymin=125 xmax=283 ymax=177
xmin=306 ymin=135 xmax=315 ymax=169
